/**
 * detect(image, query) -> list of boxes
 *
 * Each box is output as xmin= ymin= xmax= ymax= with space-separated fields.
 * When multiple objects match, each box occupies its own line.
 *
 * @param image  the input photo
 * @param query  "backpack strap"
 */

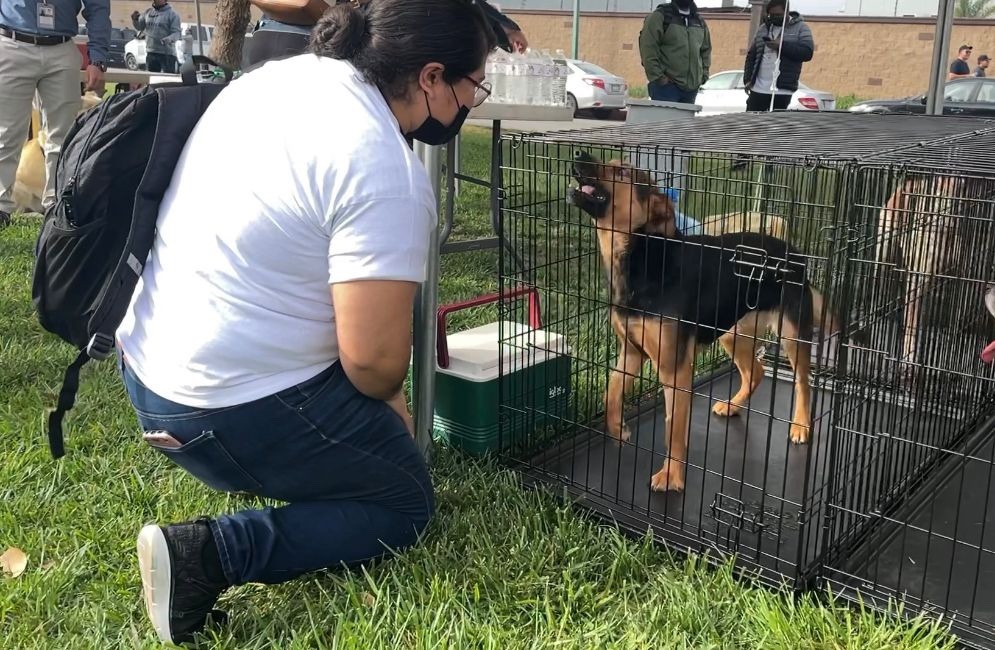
xmin=655 ymin=5 xmax=674 ymax=34
xmin=47 ymin=348 xmax=91 ymax=458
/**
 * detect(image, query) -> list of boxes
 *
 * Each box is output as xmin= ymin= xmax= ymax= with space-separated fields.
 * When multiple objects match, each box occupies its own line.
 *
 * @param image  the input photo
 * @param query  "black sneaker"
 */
xmin=137 ymin=519 xmax=230 ymax=644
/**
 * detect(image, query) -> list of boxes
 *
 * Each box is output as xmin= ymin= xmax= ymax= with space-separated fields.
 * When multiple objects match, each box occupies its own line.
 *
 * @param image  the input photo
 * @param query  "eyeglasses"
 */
xmin=463 ymin=76 xmax=492 ymax=107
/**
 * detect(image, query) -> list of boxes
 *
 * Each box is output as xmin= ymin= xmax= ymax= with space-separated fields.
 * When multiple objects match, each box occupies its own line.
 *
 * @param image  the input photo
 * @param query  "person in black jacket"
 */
xmin=742 ymin=0 xmax=813 ymax=112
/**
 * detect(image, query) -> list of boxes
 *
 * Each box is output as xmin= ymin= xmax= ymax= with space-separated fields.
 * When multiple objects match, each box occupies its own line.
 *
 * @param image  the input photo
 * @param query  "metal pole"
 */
xmin=412 ymin=141 xmax=444 ymax=461
xmin=571 ymin=0 xmax=580 ymax=59
xmin=925 ymin=0 xmax=954 ymax=116
xmin=453 ymin=134 xmax=461 ymax=197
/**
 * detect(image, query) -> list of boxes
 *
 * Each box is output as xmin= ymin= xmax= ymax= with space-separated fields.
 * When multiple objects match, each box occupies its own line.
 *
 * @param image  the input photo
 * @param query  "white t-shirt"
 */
xmin=117 ymin=54 xmax=436 ymax=408
xmin=753 ymin=26 xmax=793 ymax=97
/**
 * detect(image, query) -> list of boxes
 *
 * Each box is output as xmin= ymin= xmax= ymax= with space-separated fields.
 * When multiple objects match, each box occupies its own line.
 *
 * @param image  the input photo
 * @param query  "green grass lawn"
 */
xmin=0 ymin=126 xmax=955 ymax=649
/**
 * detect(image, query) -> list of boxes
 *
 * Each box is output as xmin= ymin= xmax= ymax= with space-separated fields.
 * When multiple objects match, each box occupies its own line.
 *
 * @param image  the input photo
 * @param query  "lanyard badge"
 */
xmin=37 ymin=1 xmax=56 ymax=30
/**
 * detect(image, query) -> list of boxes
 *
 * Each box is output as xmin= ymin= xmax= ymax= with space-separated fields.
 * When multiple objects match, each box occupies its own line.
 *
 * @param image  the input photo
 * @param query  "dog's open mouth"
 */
xmin=568 ymin=151 xmax=609 ymax=210
xmin=573 ymin=183 xmax=608 ymax=203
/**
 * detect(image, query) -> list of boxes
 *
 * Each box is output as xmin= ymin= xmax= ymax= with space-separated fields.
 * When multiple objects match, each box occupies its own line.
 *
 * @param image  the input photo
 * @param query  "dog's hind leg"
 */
xmin=713 ymin=310 xmax=773 ymax=418
xmin=780 ymin=316 xmax=813 ymax=445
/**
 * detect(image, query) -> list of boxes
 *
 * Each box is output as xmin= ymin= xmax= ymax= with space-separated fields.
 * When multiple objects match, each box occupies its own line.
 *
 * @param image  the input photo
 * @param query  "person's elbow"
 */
xmin=339 ymin=349 xmax=409 ymax=401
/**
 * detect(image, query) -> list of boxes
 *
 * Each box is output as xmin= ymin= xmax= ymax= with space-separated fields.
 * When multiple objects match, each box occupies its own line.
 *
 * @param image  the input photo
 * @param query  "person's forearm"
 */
xmin=253 ymin=0 xmax=329 ymax=25
xmin=82 ymin=0 xmax=111 ymax=63
xmin=386 ymin=390 xmax=414 ymax=437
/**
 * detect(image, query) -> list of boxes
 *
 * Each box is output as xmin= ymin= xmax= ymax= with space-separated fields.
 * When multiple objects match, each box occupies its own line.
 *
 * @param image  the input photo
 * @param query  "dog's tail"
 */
xmin=811 ymin=287 xmax=870 ymax=346
xmin=811 ymin=288 xmax=837 ymax=334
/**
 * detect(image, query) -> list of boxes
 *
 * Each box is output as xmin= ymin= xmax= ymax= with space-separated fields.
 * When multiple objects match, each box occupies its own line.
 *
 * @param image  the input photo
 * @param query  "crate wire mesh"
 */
xmin=823 ymin=133 xmax=995 ymax=649
xmin=494 ymin=112 xmax=995 ymax=646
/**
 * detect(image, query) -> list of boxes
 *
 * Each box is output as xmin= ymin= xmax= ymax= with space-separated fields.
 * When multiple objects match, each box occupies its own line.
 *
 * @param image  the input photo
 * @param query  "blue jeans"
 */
xmin=647 ymin=80 xmax=698 ymax=104
xmin=120 ymin=358 xmax=434 ymax=586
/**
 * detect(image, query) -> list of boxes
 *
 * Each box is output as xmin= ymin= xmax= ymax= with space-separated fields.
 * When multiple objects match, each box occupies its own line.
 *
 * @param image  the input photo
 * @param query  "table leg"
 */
xmin=442 ymin=139 xmax=456 ymax=246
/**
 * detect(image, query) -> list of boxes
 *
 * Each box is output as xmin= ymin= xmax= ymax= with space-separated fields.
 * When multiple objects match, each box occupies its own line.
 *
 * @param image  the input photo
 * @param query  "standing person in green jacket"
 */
xmin=638 ymin=0 xmax=711 ymax=104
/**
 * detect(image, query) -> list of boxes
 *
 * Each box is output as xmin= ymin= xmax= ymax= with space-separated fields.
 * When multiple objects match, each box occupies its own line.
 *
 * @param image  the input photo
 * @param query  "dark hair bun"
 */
xmin=310 ymin=4 xmax=368 ymax=59
xmin=310 ymin=0 xmax=497 ymax=100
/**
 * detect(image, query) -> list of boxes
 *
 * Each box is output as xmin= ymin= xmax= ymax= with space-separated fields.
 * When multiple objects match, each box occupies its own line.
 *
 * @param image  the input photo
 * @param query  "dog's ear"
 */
xmin=606 ymin=160 xmax=631 ymax=182
xmin=648 ymin=190 xmax=675 ymax=226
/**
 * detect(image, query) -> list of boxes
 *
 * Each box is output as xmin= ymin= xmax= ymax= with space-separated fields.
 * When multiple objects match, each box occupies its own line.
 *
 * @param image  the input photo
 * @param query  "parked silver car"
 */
xmin=552 ymin=57 xmax=627 ymax=118
xmin=695 ymin=69 xmax=836 ymax=116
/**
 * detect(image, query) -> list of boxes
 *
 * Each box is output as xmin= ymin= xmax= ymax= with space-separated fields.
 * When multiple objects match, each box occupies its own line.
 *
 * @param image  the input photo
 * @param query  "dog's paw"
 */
xmin=712 ymin=400 xmax=741 ymax=418
xmin=650 ymin=464 xmax=685 ymax=492
xmin=789 ymin=422 xmax=810 ymax=444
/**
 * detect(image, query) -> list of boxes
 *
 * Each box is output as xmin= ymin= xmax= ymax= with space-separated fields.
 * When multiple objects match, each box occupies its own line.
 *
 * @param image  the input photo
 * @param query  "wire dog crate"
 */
xmin=495 ymin=112 xmax=995 ymax=646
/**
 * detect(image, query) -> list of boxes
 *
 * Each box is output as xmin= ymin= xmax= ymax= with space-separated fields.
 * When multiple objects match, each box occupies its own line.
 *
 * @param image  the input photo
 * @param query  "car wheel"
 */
xmin=567 ymin=93 xmax=578 ymax=117
xmin=126 ymin=53 xmax=138 ymax=71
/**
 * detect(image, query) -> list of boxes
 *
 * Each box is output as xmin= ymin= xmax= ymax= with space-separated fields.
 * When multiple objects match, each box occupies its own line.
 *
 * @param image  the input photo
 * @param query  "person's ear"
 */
xmin=418 ymin=63 xmax=446 ymax=100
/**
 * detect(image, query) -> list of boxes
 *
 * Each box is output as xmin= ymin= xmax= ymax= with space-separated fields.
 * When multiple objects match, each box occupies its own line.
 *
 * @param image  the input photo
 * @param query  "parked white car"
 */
xmin=551 ymin=57 xmax=627 ymax=117
xmin=125 ymin=23 xmax=214 ymax=71
xmin=695 ymin=69 xmax=836 ymax=116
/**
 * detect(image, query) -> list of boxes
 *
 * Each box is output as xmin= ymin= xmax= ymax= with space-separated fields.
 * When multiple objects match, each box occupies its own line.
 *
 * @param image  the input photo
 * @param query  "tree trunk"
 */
xmin=211 ymin=0 xmax=252 ymax=69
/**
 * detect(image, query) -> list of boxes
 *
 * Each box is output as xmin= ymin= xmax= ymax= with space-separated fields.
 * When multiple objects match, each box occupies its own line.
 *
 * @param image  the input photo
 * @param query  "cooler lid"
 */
xmin=438 ymin=321 xmax=568 ymax=382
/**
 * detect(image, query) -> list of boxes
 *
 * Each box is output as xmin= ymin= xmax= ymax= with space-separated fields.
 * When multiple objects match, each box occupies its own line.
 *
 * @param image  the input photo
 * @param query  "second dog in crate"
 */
xmin=567 ymin=150 xmax=838 ymax=492
xmin=875 ymin=175 xmax=964 ymax=371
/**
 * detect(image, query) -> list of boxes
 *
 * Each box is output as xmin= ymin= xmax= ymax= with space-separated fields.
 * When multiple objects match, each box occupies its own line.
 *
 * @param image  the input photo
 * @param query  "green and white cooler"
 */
xmin=431 ymin=288 xmax=571 ymax=456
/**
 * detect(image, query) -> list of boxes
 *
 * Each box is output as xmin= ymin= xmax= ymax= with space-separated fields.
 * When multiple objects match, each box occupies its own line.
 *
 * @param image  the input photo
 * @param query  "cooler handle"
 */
xmin=436 ymin=286 xmax=542 ymax=369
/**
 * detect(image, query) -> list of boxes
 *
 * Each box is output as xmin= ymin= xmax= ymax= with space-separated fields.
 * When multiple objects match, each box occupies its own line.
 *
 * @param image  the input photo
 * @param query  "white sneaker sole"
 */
xmin=137 ymin=524 xmax=174 ymax=644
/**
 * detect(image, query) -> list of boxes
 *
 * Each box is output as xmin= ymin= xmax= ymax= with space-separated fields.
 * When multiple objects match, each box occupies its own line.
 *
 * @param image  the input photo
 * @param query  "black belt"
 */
xmin=0 ymin=26 xmax=73 ymax=46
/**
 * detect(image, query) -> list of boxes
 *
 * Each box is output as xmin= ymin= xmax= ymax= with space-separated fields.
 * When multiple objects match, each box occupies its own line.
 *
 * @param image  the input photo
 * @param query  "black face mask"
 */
xmin=767 ymin=15 xmax=784 ymax=26
xmin=408 ymin=86 xmax=469 ymax=146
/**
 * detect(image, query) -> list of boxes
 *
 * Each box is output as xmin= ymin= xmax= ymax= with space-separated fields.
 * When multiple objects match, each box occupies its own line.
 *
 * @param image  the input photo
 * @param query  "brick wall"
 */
xmin=102 ymin=3 xmax=995 ymax=100
xmin=504 ymin=11 xmax=995 ymax=100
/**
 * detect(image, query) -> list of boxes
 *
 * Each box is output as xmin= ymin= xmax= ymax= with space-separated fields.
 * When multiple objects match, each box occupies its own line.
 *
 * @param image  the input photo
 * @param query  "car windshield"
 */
xmin=574 ymin=61 xmax=611 ymax=76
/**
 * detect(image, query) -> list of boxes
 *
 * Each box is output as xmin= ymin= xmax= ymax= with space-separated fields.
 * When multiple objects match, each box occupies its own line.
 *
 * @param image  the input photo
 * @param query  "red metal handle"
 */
xmin=436 ymin=286 xmax=542 ymax=368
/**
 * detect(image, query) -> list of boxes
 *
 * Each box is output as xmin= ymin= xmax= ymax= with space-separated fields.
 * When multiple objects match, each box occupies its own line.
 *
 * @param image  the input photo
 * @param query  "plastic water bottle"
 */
xmin=485 ymin=55 xmax=496 ymax=102
xmin=538 ymin=51 xmax=552 ymax=106
xmin=552 ymin=50 xmax=568 ymax=106
xmin=486 ymin=51 xmax=508 ymax=103
xmin=546 ymin=54 xmax=557 ymax=106
xmin=508 ymin=52 xmax=527 ymax=105
xmin=521 ymin=50 xmax=537 ymax=105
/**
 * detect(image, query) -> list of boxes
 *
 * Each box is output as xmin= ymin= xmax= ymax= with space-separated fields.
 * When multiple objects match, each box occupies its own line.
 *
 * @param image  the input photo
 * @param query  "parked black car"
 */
xmin=849 ymin=77 xmax=995 ymax=117
xmin=77 ymin=25 xmax=136 ymax=69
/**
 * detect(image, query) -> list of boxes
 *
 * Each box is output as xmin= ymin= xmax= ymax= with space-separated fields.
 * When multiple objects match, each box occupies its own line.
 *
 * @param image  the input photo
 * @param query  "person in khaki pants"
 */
xmin=0 ymin=0 xmax=109 ymax=227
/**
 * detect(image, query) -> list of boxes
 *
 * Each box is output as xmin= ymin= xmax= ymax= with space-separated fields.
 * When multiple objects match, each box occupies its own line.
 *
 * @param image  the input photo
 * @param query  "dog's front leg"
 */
xmin=651 ymin=347 xmax=694 ymax=493
xmin=605 ymin=337 xmax=644 ymax=444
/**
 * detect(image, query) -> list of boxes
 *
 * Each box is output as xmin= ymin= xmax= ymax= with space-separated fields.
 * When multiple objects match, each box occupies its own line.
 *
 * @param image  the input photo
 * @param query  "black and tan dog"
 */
xmin=567 ymin=151 xmax=837 ymax=492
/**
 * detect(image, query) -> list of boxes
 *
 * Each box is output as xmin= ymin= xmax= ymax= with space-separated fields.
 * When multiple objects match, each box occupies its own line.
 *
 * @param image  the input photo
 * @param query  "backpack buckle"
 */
xmin=86 ymin=333 xmax=114 ymax=361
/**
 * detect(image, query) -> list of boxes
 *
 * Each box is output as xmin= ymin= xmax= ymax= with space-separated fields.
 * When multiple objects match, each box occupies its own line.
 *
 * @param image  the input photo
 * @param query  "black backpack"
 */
xmin=32 ymin=59 xmax=232 ymax=459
